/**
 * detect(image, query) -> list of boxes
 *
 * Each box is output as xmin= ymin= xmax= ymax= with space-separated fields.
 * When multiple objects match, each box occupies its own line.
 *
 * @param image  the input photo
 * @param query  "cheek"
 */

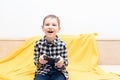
xmin=42 ymin=26 xmax=47 ymax=29
xmin=57 ymin=27 xmax=60 ymax=32
xmin=42 ymin=27 xmax=46 ymax=33
xmin=42 ymin=26 xmax=48 ymax=30
xmin=56 ymin=29 xmax=60 ymax=33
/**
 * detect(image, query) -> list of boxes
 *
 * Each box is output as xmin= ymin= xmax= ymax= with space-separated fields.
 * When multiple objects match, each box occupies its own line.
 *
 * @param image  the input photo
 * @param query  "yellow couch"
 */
xmin=0 ymin=34 xmax=120 ymax=80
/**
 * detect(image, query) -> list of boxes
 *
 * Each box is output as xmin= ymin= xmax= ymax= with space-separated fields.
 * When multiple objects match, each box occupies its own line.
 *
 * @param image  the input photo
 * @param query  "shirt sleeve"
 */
xmin=34 ymin=41 xmax=41 ymax=68
xmin=61 ymin=43 xmax=68 ymax=67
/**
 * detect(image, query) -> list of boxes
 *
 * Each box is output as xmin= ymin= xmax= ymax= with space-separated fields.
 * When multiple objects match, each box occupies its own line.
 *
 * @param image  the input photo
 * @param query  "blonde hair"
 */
xmin=43 ymin=14 xmax=60 ymax=26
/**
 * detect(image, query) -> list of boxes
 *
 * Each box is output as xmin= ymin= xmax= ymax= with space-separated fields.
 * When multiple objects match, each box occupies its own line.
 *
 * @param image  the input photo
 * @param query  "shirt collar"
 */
xmin=43 ymin=35 xmax=59 ymax=46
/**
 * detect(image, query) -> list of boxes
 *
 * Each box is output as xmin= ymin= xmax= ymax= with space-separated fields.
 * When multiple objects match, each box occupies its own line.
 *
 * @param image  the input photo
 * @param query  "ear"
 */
xmin=57 ymin=26 xmax=61 ymax=32
xmin=41 ymin=26 xmax=44 ymax=31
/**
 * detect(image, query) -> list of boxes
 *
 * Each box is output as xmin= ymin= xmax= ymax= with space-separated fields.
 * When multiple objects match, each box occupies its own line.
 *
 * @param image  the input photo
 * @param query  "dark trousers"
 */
xmin=34 ymin=68 xmax=66 ymax=80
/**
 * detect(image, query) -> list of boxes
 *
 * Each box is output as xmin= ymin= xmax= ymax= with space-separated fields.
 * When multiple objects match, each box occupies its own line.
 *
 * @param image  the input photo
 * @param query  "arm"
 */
xmin=34 ymin=41 xmax=48 ymax=67
xmin=55 ymin=44 xmax=68 ymax=68
xmin=34 ymin=42 xmax=41 ymax=68
xmin=61 ymin=44 xmax=68 ymax=67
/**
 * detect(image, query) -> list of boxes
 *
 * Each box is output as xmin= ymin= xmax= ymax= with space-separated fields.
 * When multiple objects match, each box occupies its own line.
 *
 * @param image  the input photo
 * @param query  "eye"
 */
xmin=52 ymin=24 xmax=56 ymax=26
xmin=45 ymin=23 xmax=50 ymax=26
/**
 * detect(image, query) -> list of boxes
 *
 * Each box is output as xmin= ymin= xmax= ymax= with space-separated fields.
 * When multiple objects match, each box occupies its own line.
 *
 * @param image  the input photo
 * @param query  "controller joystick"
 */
xmin=43 ymin=55 xmax=60 ymax=63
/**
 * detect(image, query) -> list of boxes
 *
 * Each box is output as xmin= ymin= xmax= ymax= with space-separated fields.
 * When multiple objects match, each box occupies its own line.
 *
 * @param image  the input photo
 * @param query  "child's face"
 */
xmin=42 ymin=17 xmax=61 ymax=39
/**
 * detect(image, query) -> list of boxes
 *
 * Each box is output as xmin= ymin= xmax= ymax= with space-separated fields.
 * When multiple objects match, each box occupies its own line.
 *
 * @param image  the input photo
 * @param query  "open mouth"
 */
xmin=47 ymin=31 xmax=54 ymax=33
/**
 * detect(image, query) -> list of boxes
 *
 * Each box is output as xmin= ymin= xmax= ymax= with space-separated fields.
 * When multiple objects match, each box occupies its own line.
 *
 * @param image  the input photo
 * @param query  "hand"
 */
xmin=55 ymin=56 xmax=64 ymax=68
xmin=39 ymin=54 xmax=48 ymax=64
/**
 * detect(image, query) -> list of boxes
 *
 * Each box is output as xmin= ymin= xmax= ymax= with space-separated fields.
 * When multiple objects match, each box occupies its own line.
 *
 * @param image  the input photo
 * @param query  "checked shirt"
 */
xmin=34 ymin=36 xmax=68 ymax=79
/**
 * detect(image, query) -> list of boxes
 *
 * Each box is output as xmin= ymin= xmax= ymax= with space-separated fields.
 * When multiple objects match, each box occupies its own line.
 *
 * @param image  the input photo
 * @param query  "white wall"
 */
xmin=0 ymin=0 xmax=120 ymax=39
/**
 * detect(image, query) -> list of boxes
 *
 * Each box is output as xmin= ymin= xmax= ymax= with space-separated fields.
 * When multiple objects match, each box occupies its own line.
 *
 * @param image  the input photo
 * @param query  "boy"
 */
xmin=34 ymin=14 xmax=68 ymax=80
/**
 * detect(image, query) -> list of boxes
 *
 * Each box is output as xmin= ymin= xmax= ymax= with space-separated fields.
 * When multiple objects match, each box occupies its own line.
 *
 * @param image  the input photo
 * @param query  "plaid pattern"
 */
xmin=34 ymin=36 xmax=68 ymax=79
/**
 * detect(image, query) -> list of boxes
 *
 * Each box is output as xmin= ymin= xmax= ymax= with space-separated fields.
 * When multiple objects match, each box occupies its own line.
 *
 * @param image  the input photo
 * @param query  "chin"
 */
xmin=46 ymin=34 xmax=53 ymax=37
xmin=47 ymin=34 xmax=56 ymax=38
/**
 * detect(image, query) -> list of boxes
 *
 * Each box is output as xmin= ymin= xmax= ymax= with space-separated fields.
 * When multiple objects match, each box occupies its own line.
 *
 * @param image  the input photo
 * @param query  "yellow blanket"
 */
xmin=0 ymin=34 xmax=120 ymax=80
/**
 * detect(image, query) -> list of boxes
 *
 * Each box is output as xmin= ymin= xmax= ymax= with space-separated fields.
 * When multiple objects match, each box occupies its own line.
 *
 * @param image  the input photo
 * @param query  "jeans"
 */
xmin=34 ymin=68 xmax=66 ymax=80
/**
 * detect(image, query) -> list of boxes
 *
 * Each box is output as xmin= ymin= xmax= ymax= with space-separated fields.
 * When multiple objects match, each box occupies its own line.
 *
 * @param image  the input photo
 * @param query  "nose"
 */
xmin=48 ymin=25 xmax=53 ymax=28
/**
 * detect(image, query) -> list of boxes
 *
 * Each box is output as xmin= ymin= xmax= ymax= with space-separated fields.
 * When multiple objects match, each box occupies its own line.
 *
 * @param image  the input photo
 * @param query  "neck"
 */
xmin=46 ymin=37 xmax=55 ymax=43
xmin=45 ymin=35 xmax=57 ymax=43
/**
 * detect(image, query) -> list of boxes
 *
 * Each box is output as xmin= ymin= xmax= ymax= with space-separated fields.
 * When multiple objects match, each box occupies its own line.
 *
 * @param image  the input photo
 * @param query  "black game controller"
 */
xmin=43 ymin=55 xmax=60 ymax=63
